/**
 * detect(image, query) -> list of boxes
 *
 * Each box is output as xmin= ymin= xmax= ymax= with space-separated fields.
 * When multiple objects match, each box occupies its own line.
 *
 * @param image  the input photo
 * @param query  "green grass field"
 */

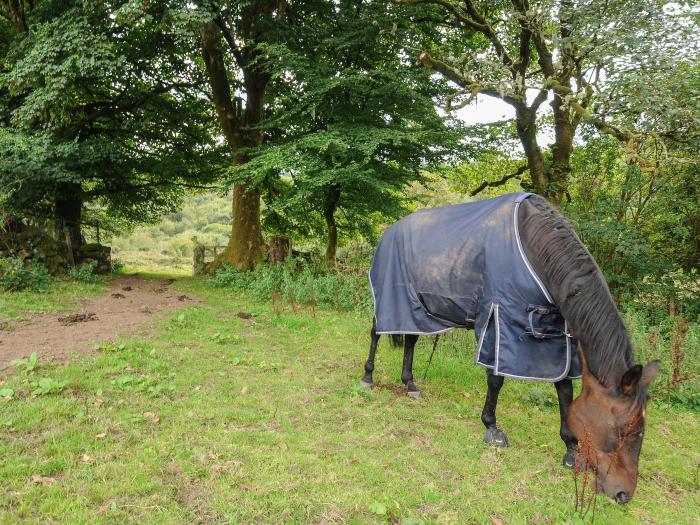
xmin=1 ymin=276 xmax=698 ymax=524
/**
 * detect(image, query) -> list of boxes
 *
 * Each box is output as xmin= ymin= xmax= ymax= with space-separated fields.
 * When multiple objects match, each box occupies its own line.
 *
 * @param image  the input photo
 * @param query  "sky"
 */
xmin=456 ymin=94 xmax=514 ymax=124
xmin=456 ymin=92 xmax=556 ymax=146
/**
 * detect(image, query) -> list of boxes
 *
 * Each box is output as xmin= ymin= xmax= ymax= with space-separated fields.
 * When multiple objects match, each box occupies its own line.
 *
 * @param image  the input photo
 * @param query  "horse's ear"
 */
xmin=619 ymin=365 xmax=643 ymax=396
xmin=642 ymin=360 xmax=660 ymax=388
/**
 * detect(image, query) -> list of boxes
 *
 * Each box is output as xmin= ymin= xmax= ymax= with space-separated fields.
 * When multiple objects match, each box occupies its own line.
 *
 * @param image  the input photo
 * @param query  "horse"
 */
xmin=360 ymin=192 xmax=658 ymax=504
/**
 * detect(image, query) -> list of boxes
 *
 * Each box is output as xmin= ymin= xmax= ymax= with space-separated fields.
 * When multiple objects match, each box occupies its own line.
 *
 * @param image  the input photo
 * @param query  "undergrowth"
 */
xmin=67 ymin=260 xmax=101 ymax=284
xmin=207 ymin=259 xmax=373 ymax=311
xmin=0 ymin=256 xmax=51 ymax=291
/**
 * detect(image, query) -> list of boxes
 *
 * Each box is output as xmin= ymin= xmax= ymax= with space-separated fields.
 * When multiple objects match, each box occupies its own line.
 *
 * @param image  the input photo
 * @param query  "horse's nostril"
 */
xmin=615 ymin=491 xmax=631 ymax=504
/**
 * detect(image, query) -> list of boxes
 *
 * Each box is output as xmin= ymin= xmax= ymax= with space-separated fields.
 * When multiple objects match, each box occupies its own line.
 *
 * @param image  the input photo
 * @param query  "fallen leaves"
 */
xmin=57 ymin=312 xmax=97 ymax=325
xmin=95 ymin=432 xmax=107 ymax=440
xmin=143 ymin=411 xmax=160 ymax=424
xmin=240 ymin=386 xmax=249 ymax=395
xmin=80 ymin=454 xmax=94 ymax=463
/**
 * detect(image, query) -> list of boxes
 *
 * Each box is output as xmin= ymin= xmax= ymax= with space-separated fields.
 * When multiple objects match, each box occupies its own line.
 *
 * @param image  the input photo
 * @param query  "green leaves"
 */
xmin=30 ymin=377 xmax=66 ymax=396
xmin=0 ymin=387 xmax=14 ymax=399
xmin=0 ymin=0 xmax=224 ymax=230
xmin=368 ymin=502 xmax=387 ymax=516
xmin=11 ymin=351 xmax=39 ymax=374
xmin=238 ymin=1 xmax=461 ymax=246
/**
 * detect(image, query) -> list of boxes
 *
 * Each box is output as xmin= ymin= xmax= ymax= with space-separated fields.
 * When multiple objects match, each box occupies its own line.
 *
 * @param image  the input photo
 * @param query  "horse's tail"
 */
xmin=390 ymin=334 xmax=404 ymax=347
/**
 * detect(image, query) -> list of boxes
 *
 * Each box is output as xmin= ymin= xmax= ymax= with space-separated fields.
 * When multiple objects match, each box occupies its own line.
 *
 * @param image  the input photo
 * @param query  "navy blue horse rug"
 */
xmin=369 ymin=192 xmax=581 ymax=381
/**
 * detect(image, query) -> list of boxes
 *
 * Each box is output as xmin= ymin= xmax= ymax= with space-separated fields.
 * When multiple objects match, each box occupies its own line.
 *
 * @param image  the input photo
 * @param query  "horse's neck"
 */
xmin=517 ymin=196 xmax=633 ymax=387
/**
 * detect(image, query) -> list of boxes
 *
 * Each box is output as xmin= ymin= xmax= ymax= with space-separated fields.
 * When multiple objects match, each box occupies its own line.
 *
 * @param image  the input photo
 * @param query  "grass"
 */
xmin=1 ymin=276 xmax=698 ymax=524
xmin=0 ymin=278 xmax=107 ymax=321
xmin=113 ymin=251 xmax=192 ymax=277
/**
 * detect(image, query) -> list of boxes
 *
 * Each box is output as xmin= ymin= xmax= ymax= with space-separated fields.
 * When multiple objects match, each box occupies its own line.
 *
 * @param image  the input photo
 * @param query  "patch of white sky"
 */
xmin=455 ymin=89 xmax=556 ymax=147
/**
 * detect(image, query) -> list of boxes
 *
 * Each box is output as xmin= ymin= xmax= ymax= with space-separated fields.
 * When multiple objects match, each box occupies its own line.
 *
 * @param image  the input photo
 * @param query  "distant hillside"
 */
xmin=110 ymin=192 xmax=232 ymax=259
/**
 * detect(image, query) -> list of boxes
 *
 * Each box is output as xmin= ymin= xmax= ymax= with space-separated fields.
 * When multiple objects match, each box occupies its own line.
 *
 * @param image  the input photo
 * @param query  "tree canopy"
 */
xmin=0 ymin=0 xmax=697 ymax=308
xmin=0 ymin=0 xmax=223 ymax=247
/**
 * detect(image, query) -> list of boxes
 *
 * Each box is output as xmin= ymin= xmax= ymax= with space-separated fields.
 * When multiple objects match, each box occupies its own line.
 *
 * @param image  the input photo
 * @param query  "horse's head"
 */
xmin=567 ymin=359 xmax=659 ymax=503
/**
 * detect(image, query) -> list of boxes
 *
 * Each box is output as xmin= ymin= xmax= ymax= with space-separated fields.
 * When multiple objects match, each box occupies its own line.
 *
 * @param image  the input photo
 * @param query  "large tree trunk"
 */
xmin=323 ymin=185 xmax=341 ymax=269
xmin=54 ymin=181 xmax=83 ymax=255
xmin=200 ymin=21 xmax=268 ymax=271
xmin=515 ymin=103 xmax=572 ymax=205
xmin=217 ymin=182 xmax=264 ymax=270
xmin=515 ymin=106 xmax=548 ymax=196
xmin=549 ymin=89 xmax=575 ymax=206
xmin=0 ymin=0 xmax=28 ymax=33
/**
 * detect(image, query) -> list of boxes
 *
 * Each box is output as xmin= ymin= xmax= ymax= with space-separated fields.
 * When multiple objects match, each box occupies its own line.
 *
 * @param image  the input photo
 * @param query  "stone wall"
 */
xmin=0 ymin=218 xmax=111 ymax=274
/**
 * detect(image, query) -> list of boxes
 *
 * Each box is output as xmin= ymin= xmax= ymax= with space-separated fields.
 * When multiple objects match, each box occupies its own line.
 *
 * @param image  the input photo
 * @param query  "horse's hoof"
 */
xmin=359 ymin=378 xmax=373 ymax=389
xmin=407 ymin=390 xmax=421 ymax=400
xmin=484 ymin=427 xmax=509 ymax=448
xmin=562 ymin=449 xmax=576 ymax=469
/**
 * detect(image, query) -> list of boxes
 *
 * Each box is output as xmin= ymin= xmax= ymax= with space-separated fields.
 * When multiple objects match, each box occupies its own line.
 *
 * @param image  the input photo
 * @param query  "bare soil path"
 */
xmin=0 ymin=274 xmax=199 ymax=372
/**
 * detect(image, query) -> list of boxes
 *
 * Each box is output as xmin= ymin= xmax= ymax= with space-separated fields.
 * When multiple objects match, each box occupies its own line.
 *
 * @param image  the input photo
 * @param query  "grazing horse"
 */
xmin=361 ymin=192 xmax=658 ymax=503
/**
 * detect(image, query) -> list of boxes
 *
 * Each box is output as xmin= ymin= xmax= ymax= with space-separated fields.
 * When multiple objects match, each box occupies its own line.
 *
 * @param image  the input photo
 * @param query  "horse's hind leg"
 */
xmin=402 ymin=334 xmax=420 ymax=399
xmin=360 ymin=321 xmax=380 ymax=388
xmin=554 ymin=378 xmax=577 ymax=468
xmin=481 ymin=371 xmax=509 ymax=447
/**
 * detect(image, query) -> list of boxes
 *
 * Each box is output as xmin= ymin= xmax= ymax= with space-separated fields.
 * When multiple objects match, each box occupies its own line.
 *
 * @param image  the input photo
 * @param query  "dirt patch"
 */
xmin=0 ymin=275 xmax=200 ymax=372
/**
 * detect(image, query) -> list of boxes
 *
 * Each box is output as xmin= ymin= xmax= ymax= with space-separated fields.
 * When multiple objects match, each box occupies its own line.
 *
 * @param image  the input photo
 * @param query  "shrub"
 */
xmin=207 ymin=259 xmax=373 ymax=311
xmin=111 ymin=258 xmax=125 ymax=273
xmin=0 ymin=256 xmax=51 ymax=291
xmin=625 ymin=309 xmax=700 ymax=411
xmin=68 ymin=260 xmax=100 ymax=284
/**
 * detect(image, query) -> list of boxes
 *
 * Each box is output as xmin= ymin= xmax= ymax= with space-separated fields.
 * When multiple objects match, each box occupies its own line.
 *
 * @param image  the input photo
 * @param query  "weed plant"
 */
xmin=0 ymin=256 xmax=51 ymax=291
xmin=67 ymin=261 xmax=101 ymax=284
xmin=207 ymin=258 xmax=373 ymax=311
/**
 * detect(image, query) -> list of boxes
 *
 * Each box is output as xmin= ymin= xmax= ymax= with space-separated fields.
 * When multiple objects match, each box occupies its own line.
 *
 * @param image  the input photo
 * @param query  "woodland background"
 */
xmin=1 ymin=2 xmax=699 ymax=523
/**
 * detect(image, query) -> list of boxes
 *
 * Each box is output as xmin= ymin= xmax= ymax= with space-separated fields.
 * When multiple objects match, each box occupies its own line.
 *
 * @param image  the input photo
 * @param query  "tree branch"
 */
xmin=463 ymin=0 xmax=514 ymax=69
xmin=470 ymin=164 xmax=528 ymax=196
xmin=511 ymin=0 xmax=555 ymax=79
xmin=200 ymin=20 xmax=242 ymax=145
xmin=213 ymin=15 xmax=245 ymax=68
xmin=396 ymin=0 xmax=514 ymax=69
xmin=0 ymin=0 xmax=28 ymax=32
xmin=417 ymin=51 xmax=523 ymax=106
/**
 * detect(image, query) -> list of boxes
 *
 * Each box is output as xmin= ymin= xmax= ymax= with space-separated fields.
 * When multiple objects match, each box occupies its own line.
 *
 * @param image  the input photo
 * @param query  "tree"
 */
xmin=395 ymin=0 xmax=699 ymax=204
xmin=235 ymin=0 xmax=460 ymax=267
xmin=0 ymin=0 xmax=222 ymax=253
xmin=196 ymin=0 xmax=296 ymax=270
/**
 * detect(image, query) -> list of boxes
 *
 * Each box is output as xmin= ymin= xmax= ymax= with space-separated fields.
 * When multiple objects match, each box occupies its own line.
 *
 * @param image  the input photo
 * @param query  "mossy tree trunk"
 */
xmin=54 ymin=181 xmax=83 ymax=256
xmin=323 ymin=185 xmax=341 ymax=269
xmin=200 ymin=19 xmax=271 ymax=271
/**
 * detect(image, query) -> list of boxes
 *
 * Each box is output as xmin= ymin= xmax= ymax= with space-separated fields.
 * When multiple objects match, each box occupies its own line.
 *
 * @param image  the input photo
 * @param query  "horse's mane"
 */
xmin=518 ymin=195 xmax=634 ymax=387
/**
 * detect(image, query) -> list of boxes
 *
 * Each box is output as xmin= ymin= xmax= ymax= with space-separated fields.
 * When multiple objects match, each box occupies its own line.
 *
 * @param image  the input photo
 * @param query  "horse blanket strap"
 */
xmin=369 ymin=192 xmax=581 ymax=381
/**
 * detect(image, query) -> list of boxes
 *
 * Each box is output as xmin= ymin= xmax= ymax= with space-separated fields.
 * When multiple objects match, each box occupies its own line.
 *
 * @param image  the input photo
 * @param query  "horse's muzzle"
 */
xmin=615 ymin=491 xmax=631 ymax=504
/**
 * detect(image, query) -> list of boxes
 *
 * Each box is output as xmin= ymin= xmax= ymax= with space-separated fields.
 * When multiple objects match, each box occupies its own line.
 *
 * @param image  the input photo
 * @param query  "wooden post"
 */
xmin=192 ymin=237 xmax=205 ymax=276
xmin=64 ymin=228 xmax=75 ymax=267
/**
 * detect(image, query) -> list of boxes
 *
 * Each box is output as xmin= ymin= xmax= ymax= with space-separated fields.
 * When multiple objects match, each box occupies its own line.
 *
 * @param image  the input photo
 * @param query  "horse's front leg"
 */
xmin=554 ymin=378 xmax=578 ymax=468
xmin=401 ymin=334 xmax=420 ymax=398
xmin=482 ymin=371 xmax=509 ymax=447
